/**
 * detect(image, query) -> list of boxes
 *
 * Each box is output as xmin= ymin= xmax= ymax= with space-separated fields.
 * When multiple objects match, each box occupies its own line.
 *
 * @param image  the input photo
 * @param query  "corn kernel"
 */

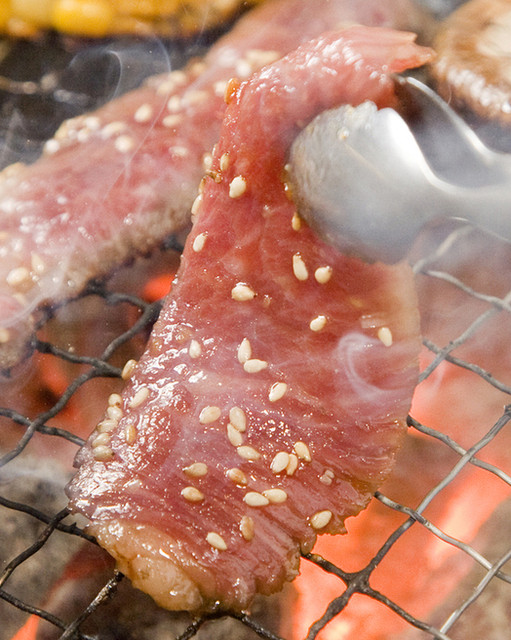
xmin=52 ymin=0 xmax=115 ymax=37
xmin=11 ymin=0 xmax=52 ymax=26
xmin=117 ymin=0 xmax=180 ymax=19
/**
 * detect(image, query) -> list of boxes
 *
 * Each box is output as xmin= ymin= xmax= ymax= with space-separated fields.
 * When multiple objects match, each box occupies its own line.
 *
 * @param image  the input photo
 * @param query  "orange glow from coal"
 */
xmin=142 ymin=273 xmax=175 ymax=302
xmin=289 ymin=348 xmax=511 ymax=640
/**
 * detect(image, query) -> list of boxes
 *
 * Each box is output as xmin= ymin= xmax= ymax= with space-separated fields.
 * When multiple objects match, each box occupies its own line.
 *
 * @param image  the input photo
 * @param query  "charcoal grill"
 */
xmin=1 ymin=4 xmax=511 ymax=639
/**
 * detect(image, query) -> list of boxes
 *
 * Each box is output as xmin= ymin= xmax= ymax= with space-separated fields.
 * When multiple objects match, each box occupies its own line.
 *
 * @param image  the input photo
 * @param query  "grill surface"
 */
xmin=1 ymin=5 xmax=511 ymax=639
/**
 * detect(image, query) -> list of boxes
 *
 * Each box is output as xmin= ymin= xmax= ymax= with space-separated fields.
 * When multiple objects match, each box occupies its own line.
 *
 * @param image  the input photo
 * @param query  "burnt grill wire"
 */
xmin=1 ymin=224 xmax=511 ymax=640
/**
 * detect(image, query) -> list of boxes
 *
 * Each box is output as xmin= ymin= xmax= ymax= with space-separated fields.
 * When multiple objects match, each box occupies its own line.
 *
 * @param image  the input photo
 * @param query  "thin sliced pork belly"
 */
xmin=0 ymin=0 xmax=432 ymax=372
xmin=67 ymin=26 xmax=430 ymax=612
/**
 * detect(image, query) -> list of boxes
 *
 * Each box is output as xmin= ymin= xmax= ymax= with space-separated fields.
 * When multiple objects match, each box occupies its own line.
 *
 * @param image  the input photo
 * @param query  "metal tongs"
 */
xmin=288 ymin=77 xmax=511 ymax=263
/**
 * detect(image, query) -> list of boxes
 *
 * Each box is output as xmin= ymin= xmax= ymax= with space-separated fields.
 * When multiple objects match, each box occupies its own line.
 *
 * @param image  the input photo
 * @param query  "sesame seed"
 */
xmin=237 ymin=338 xmax=252 ymax=364
xmin=263 ymin=488 xmax=287 ymax=504
xmin=206 ymin=532 xmax=227 ymax=551
xmin=310 ymin=315 xmax=327 ymax=332
xmin=231 ymin=283 xmax=256 ymax=301
xmin=125 ymin=423 xmax=137 ymax=445
xmin=134 ymin=103 xmax=154 ymax=123
xmin=93 ymin=445 xmax=114 ymax=462
xmin=31 ymin=253 xmax=46 ymax=275
xmin=291 ymin=212 xmax=302 ymax=231
xmin=315 ymin=266 xmax=333 ymax=284
xmin=227 ymin=423 xmax=244 ymax=447
xmin=244 ymin=491 xmax=269 ymax=507
xmin=169 ymin=145 xmax=189 ymax=157
xmin=191 ymin=194 xmax=203 ymax=217
xmin=213 ymin=80 xmax=228 ymax=96
xmin=84 ymin=116 xmax=100 ymax=130
xmin=115 ymin=135 xmax=135 ymax=153
xmin=76 ymin=128 xmax=90 ymax=143
xmin=294 ymin=441 xmax=311 ymax=462
xmin=235 ymin=59 xmax=252 ymax=78
xmin=246 ymin=48 xmax=281 ymax=66
xmin=320 ymin=469 xmax=335 ymax=485
xmin=270 ymin=451 xmax=290 ymax=474
xmin=162 ymin=114 xmax=184 ymax=128
xmin=108 ymin=393 xmax=122 ymax=407
xmin=190 ymin=61 xmax=207 ymax=76
xmin=181 ymin=486 xmax=204 ymax=502
xmin=129 ymin=386 xmax=150 ymax=408
xmin=243 ymin=359 xmax=268 ymax=374
xmin=170 ymin=69 xmax=187 ymax=84
xmin=227 ymin=468 xmax=247 ymax=485
xmin=92 ymin=432 xmax=111 ymax=448
xmin=107 ymin=405 xmax=123 ymax=421
xmin=240 ymin=515 xmax=254 ymax=541
xmin=203 ymin=152 xmax=213 ymax=171
xmin=199 ymin=405 xmax=221 ymax=424
xmin=269 ymin=382 xmax=287 ymax=402
xmin=183 ymin=462 xmax=208 ymax=477
xmin=310 ymin=510 xmax=333 ymax=530
xmin=0 ymin=328 xmax=10 ymax=343
xmin=121 ymin=359 xmax=137 ymax=380
xmin=167 ymin=95 xmax=181 ymax=112
xmin=182 ymin=90 xmax=209 ymax=106
xmin=44 ymin=139 xmax=60 ymax=155
xmin=102 ymin=121 xmax=125 ymax=138
xmin=229 ymin=406 xmax=247 ymax=432
xmin=378 ymin=326 xmax=393 ymax=347
xmin=292 ymin=253 xmax=308 ymax=281
xmin=237 ymin=445 xmax=261 ymax=461
xmin=96 ymin=419 xmax=117 ymax=433
xmin=286 ymin=454 xmax=298 ymax=476
xmin=188 ymin=340 xmax=202 ymax=359
xmin=6 ymin=266 xmax=31 ymax=288
xmin=229 ymin=175 xmax=247 ymax=198
xmin=220 ymin=153 xmax=230 ymax=171
xmin=192 ymin=232 xmax=208 ymax=253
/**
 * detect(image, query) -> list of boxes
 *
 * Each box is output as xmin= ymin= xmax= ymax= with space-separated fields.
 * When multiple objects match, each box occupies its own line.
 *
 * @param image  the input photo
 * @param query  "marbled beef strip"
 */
xmin=0 ymin=0 xmax=432 ymax=373
xmin=67 ymin=26 xmax=431 ymax=613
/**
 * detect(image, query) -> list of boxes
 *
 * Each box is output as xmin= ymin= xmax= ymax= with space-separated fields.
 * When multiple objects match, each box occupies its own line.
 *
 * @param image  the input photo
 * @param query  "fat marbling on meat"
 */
xmin=0 ymin=0 xmax=433 ymax=373
xmin=66 ymin=25 xmax=431 ymax=612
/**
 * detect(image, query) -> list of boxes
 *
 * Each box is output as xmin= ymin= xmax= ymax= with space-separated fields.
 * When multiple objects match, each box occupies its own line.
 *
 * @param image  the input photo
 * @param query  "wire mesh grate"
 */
xmin=1 ymin=221 xmax=511 ymax=640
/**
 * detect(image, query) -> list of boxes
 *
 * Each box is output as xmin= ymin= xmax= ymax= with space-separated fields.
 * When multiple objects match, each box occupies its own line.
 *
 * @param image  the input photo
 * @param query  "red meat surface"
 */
xmin=0 ymin=0 xmax=431 ymax=372
xmin=66 ymin=26 xmax=430 ymax=612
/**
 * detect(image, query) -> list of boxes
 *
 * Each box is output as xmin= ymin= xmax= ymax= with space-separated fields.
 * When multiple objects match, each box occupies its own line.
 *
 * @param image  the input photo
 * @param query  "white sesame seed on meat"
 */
xmin=244 ymin=491 xmax=270 ymax=507
xmin=181 ymin=486 xmax=205 ymax=502
xmin=206 ymin=532 xmax=227 ymax=551
xmin=243 ymin=359 xmax=268 ymax=373
xmin=226 ymin=468 xmax=247 ymax=485
xmin=183 ymin=462 xmax=208 ymax=478
xmin=237 ymin=338 xmax=252 ymax=363
xmin=310 ymin=510 xmax=333 ymax=530
xmin=270 ymin=451 xmax=290 ymax=474
xmin=199 ymin=406 xmax=222 ymax=424
xmin=294 ymin=441 xmax=311 ymax=462
xmin=292 ymin=253 xmax=308 ymax=281
xmin=229 ymin=406 xmax=247 ymax=432
xmin=231 ymin=283 xmax=256 ymax=301
xmin=229 ymin=175 xmax=247 ymax=198
xmin=129 ymin=386 xmax=150 ymax=408
xmin=269 ymin=382 xmax=287 ymax=402
xmin=314 ymin=266 xmax=333 ymax=284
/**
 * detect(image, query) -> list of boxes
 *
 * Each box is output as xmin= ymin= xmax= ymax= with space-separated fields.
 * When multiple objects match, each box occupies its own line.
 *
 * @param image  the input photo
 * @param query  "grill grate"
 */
xmin=1 ymin=223 xmax=511 ymax=640
xmin=1 ymin=3 xmax=511 ymax=636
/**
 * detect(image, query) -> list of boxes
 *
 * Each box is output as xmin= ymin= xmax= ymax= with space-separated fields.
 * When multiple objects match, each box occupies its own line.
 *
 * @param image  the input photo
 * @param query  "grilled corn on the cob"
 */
xmin=0 ymin=0 xmax=264 ymax=38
